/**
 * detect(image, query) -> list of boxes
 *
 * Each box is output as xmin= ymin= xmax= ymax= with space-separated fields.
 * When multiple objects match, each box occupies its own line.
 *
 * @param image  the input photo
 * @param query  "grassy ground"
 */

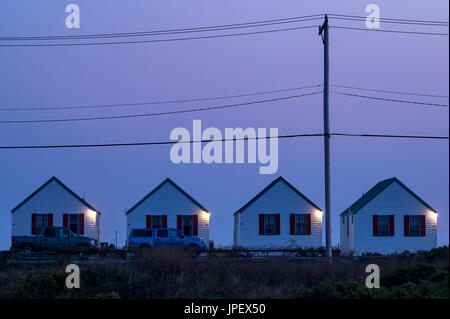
xmin=0 ymin=247 xmax=447 ymax=299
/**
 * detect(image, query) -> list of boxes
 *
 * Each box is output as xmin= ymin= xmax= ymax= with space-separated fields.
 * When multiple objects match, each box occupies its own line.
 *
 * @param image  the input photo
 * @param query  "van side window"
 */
xmin=157 ymin=229 xmax=168 ymax=238
xmin=133 ymin=229 xmax=153 ymax=237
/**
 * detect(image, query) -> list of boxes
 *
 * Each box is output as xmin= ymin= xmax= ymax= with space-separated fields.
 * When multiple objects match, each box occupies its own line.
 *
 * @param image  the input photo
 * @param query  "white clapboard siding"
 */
xmin=341 ymin=179 xmax=437 ymax=256
xmin=340 ymin=214 xmax=354 ymax=254
xmin=234 ymin=177 xmax=323 ymax=249
xmin=11 ymin=177 xmax=100 ymax=241
xmin=126 ymin=179 xmax=210 ymax=242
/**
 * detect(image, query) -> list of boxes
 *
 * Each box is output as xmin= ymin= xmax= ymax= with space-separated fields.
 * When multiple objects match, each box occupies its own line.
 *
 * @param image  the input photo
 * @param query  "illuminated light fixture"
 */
xmin=202 ymin=211 xmax=211 ymax=219
xmin=429 ymin=210 xmax=438 ymax=223
xmin=87 ymin=209 xmax=97 ymax=222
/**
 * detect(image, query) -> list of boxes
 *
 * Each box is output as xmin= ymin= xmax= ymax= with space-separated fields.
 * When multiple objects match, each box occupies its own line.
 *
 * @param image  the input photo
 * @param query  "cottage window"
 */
xmin=409 ymin=216 xmax=420 ymax=237
xmin=151 ymin=216 xmax=162 ymax=229
xmin=295 ymin=215 xmax=306 ymax=235
xmin=182 ymin=215 xmax=193 ymax=236
xmin=264 ymin=214 xmax=276 ymax=235
xmin=36 ymin=214 xmax=48 ymax=234
xmin=378 ymin=216 xmax=389 ymax=236
xmin=69 ymin=214 xmax=79 ymax=234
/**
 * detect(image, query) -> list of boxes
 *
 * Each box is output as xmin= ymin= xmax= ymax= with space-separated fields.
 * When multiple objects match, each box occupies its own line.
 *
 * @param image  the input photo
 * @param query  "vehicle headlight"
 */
xmin=90 ymin=239 xmax=96 ymax=246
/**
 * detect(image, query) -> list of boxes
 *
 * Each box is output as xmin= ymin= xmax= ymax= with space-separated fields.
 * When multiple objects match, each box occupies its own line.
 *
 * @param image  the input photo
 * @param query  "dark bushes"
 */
xmin=0 ymin=247 xmax=448 ymax=299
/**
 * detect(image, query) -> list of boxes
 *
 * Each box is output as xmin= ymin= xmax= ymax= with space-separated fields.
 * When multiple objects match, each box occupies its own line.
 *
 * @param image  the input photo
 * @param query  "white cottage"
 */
xmin=340 ymin=177 xmax=438 ymax=256
xmin=233 ymin=176 xmax=323 ymax=249
xmin=126 ymin=178 xmax=210 ymax=242
xmin=11 ymin=176 xmax=101 ymax=243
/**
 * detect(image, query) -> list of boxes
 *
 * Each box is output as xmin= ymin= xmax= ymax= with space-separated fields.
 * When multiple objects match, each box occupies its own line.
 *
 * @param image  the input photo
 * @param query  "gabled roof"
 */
xmin=125 ymin=178 xmax=209 ymax=215
xmin=340 ymin=177 xmax=436 ymax=216
xmin=234 ymin=176 xmax=321 ymax=216
xmin=11 ymin=176 xmax=100 ymax=214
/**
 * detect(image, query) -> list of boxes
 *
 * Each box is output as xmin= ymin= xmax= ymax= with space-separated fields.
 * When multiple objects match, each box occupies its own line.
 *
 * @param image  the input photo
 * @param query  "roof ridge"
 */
xmin=126 ymin=178 xmax=209 ymax=215
xmin=234 ymin=176 xmax=321 ymax=215
xmin=11 ymin=176 xmax=100 ymax=214
xmin=340 ymin=177 xmax=436 ymax=216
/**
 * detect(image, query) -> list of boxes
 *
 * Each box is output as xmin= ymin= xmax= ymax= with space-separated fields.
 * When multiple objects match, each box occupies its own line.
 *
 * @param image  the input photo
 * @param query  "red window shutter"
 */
xmin=259 ymin=214 xmax=265 ymax=235
xmin=31 ymin=213 xmax=37 ymax=235
xmin=404 ymin=215 xmax=409 ymax=236
xmin=146 ymin=215 xmax=152 ymax=228
xmin=373 ymin=215 xmax=379 ymax=236
xmin=162 ymin=215 xmax=167 ymax=228
xmin=306 ymin=214 xmax=312 ymax=235
xmin=388 ymin=215 xmax=394 ymax=236
xmin=420 ymin=215 xmax=426 ymax=236
xmin=275 ymin=214 xmax=280 ymax=235
xmin=47 ymin=214 xmax=53 ymax=227
xmin=193 ymin=215 xmax=198 ymax=236
xmin=63 ymin=214 xmax=69 ymax=228
xmin=290 ymin=214 xmax=296 ymax=235
xmin=79 ymin=214 xmax=84 ymax=235
xmin=177 ymin=215 xmax=182 ymax=231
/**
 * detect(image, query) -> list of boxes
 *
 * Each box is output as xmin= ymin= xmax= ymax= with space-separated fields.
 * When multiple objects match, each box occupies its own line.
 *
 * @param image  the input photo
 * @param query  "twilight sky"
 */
xmin=0 ymin=0 xmax=448 ymax=249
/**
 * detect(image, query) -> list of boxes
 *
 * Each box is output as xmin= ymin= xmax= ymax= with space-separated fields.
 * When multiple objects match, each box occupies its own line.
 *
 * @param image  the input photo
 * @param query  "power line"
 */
xmin=0 ymin=84 xmax=322 ymax=111
xmin=0 ymin=132 xmax=447 ymax=150
xmin=0 ymin=25 xmax=319 ymax=47
xmin=0 ymin=13 xmax=447 ymax=47
xmin=3 ymin=84 xmax=447 ymax=112
xmin=330 ymin=25 xmax=449 ymax=36
xmin=0 ymin=134 xmax=323 ymax=149
xmin=328 ymin=13 xmax=449 ymax=25
xmin=330 ymin=17 xmax=448 ymax=27
xmin=331 ymin=91 xmax=450 ymax=108
xmin=0 ymin=15 xmax=324 ymax=41
xmin=328 ymin=15 xmax=448 ymax=27
xmin=1 ymin=13 xmax=447 ymax=42
xmin=0 ymin=91 xmax=322 ymax=124
xmin=331 ymin=84 xmax=449 ymax=99
xmin=332 ymin=133 xmax=449 ymax=139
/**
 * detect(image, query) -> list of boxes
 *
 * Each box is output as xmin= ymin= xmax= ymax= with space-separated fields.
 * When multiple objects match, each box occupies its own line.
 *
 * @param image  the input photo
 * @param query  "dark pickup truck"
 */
xmin=12 ymin=226 xmax=97 ymax=253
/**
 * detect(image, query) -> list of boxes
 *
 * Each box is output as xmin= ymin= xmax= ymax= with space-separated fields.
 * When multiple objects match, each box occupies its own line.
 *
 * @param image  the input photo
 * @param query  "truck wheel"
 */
xmin=189 ymin=245 xmax=201 ymax=258
xmin=76 ymin=244 xmax=89 ymax=252
xmin=137 ymin=245 xmax=151 ymax=257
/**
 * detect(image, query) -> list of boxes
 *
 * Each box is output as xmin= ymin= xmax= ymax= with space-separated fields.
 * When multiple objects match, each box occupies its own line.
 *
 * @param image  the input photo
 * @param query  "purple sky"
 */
xmin=0 ymin=0 xmax=448 ymax=249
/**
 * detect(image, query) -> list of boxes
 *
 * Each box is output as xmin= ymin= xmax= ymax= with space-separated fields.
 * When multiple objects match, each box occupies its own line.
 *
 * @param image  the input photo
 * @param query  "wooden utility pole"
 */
xmin=319 ymin=15 xmax=332 ymax=258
